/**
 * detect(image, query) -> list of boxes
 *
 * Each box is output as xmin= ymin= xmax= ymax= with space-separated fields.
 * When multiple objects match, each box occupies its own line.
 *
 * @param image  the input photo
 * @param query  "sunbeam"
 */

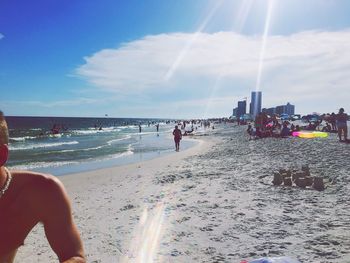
xmin=233 ymin=0 xmax=255 ymax=33
xmin=204 ymin=0 xmax=255 ymax=117
xmin=164 ymin=0 xmax=224 ymax=81
xmin=255 ymin=0 xmax=275 ymax=92
xmin=252 ymin=0 xmax=274 ymax=117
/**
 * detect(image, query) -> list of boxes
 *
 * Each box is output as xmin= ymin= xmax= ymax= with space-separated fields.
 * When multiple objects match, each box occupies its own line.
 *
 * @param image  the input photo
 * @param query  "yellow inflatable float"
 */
xmin=292 ymin=131 xmax=328 ymax=138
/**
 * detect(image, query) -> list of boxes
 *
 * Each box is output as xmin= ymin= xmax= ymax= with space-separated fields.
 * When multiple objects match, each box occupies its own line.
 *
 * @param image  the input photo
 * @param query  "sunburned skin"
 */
xmin=0 ymin=111 xmax=85 ymax=263
xmin=0 ymin=249 xmax=17 ymax=263
xmin=0 ymin=171 xmax=42 ymax=261
xmin=0 ymin=170 xmax=85 ymax=263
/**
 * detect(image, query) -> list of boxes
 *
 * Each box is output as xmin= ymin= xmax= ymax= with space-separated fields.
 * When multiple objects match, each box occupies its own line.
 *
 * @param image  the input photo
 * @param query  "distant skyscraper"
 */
xmin=249 ymin=91 xmax=262 ymax=117
xmin=237 ymin=100 xmax=246 ymax=117
xmin=285 ymin=102 xmax=295 ymax=116
xmin=232 ymin=107 xmax=238 ymax=117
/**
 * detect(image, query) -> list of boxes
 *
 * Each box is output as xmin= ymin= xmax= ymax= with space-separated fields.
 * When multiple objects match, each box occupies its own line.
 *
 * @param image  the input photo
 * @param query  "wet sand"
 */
xmin=16 ymin=125 xmax=350 ymax=262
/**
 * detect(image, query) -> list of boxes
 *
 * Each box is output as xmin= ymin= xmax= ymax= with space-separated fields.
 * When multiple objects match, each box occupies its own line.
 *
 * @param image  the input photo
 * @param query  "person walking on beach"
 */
xmin=336 ymin=108 xmax=348 ymax=141
xmin=138 ymin=124 xmax=142 ymax=133
xmin=172 ymin=125 xmax=182 ymax=151
xmin=0 ymin=111 xmax=86 ymax=263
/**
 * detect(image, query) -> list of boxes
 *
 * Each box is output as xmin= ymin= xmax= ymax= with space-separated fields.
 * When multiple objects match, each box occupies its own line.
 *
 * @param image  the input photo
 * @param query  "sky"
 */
xmin=1 ymin=0 xmax=350 ymax=118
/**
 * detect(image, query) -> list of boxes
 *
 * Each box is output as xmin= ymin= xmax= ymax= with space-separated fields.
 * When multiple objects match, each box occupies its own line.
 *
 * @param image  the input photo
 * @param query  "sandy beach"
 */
xmin=15 ymin=124 xmax=350 ymax=263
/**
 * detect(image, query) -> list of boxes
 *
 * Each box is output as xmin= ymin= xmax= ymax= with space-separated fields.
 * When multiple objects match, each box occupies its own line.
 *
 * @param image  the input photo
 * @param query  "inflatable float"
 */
xmin=292 ymin=131 xmax=328 ymax=138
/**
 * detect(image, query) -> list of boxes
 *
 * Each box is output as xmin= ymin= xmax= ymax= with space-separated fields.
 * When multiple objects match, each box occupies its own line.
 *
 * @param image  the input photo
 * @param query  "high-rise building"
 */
xmin=237 ymin=100 xmax=246 ymax=117
xmin=285 ymin=102 xmax=295 ymax=116
xmin=275 ymin=105 xmax=285 ymax=115
xmin=262 ymin=107 xmax=276 ymax=116
xmin=275 ymin=102 xmax=295 ymax=116
xmin=249 ymin=91 xmax=262 ymax=117
xmin=232 ymin=107 xmax=238 ymax=117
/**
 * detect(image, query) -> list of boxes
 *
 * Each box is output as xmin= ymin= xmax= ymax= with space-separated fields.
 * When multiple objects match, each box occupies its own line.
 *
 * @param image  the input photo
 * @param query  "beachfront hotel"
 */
xmin=263 ymin=102 xmax=295 ymax=116
xmin=232 ymin=99 xmax=247 ymax=119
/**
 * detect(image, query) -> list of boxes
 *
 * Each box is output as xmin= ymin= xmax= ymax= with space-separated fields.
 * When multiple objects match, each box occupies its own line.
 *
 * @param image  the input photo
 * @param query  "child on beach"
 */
xmin=0 ymin=111 xmax=85 ymax=263
xmin=247 ymin=124 xmax=255 ymax=140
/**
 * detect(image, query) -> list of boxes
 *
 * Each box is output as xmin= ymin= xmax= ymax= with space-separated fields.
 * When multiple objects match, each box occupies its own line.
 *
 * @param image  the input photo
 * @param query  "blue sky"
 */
xmin=1 ymin=0 xmax=350 ymax=118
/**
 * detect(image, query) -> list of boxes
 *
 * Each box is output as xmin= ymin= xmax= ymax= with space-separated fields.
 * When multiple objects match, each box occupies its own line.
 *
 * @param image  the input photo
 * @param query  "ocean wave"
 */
xmin=48 ymin=133 xmax=63 ymax=138
xmin=119 ymin=125 xmax=139 ymax=130
xmin=9 ymin=141 xmax=79 ymax=151
xmin=10 ymin=136 xmax=37 ymax=142
xmin=9 ymin=160 xmax=80 ymax=170
xmin=107 ymin=135 xmax=132 ymax=145
xmin=60 ymin=145 xmax=105 ymax=153
xmin=70 ymin=127 xmax=121 ymax=135
xmin=104 ymin=149 xmax=134 ymax=160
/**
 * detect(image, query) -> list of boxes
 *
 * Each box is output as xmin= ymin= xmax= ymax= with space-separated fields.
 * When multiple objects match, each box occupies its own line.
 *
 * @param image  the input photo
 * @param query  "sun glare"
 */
xmin=164 ymin=0 xmax=224 ymax=81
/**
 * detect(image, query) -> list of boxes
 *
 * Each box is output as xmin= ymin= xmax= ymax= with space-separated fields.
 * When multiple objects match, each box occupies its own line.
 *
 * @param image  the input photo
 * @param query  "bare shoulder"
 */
xmin=11 ymin=170 xmax=65 ymax=194
xmin=11 ymin=170 xmax=69 ymax=219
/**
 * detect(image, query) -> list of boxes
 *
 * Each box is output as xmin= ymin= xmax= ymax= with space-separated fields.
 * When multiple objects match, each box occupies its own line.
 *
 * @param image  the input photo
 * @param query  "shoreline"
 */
xmin=15 ymin=135 xmax=215 ymax=263
xmin=16 ymin=124 xmax=350 ymax=262
xmin=14 ymin=131 xmax=197 ymax=176
xmin=60 ymin=136 xmax=206 ymax=184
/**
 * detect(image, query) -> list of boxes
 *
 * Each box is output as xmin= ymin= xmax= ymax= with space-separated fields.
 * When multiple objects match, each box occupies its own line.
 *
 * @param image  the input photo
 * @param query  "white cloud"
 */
xmin=0 ymin=33 xmax=4 ymax=40
xmin=76 ymin=30 xmax=350 ymax=115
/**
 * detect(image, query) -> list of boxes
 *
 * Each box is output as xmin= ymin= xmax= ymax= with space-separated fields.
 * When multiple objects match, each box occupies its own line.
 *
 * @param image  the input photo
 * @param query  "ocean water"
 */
xmin=6 ymin=116 xmax=196 ymax=175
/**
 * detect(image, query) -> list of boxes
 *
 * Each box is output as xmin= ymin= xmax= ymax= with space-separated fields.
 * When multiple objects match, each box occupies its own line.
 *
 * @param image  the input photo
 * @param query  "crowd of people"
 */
xmin=246 ymin=108 xmax=348 ymax=142
xmin=172 ymin=119 xmax=219 ymax=151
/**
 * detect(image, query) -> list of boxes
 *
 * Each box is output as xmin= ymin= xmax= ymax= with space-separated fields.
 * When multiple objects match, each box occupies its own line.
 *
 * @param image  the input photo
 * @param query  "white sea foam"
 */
xmin=107 ymin=135 xmax=132 ymax=145
xmin=9 ymin=141 xmax=79 ymax=151
xmin=108 ymin=149 xmax=134 ymax=159
xmin=71 ymin=127 xmax=121 ymax=135
xmin=60 ymin=145 xmax=105 ymax=153
xmin=121 ymin=125 xmax=139 ymax=130
xmin=10 ymin=160 xmax=80 ymax=170
xmin=10 ymin=136 xmax=37 ymax=142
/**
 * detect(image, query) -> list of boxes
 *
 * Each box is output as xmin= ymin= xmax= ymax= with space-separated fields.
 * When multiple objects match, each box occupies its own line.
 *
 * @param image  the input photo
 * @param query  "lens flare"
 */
xmin=122 ymin=203 xmax=165 ymax=263
xmin=253 ymin=0 xmax=275 ymax=117
xmin=164 ymin=0 xmax=224 ymax=81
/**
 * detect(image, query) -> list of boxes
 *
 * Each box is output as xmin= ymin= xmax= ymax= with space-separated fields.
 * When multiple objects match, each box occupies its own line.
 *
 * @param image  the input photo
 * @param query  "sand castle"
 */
xmin=272 ymin=165 xmax=325 ymax=191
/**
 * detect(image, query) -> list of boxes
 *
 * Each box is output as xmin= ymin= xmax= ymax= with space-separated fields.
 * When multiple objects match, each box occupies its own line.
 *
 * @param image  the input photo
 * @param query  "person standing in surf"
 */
xmin=172 ymin=125 xmax=182 ymax=152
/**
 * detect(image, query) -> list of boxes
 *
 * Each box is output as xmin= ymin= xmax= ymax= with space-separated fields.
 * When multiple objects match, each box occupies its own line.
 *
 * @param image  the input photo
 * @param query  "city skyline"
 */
xmin=1 ymin=0 xmax=350 ymax=118
xmin=232 ymin=91 xmax=295 ymax=118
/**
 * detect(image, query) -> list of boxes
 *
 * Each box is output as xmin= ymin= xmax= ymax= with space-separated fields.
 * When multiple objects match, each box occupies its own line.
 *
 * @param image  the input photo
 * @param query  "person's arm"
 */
xmin=38 ymin=176 xmax=86 ymax=263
